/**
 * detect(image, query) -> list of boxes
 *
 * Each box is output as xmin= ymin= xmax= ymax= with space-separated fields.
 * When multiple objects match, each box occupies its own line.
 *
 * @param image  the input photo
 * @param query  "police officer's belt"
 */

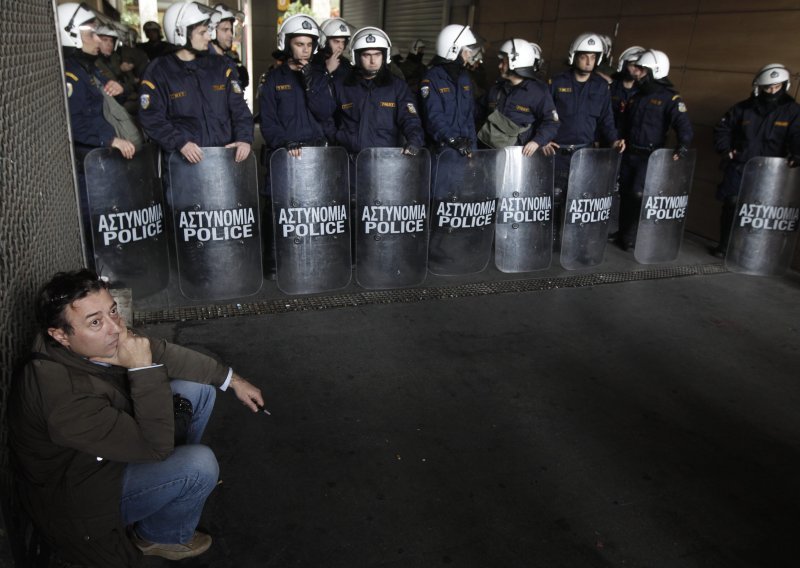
xmin=629 ymin=144 xmax=658 ymax=156
xmin=556 ymin=144 xmax=588 ymax=155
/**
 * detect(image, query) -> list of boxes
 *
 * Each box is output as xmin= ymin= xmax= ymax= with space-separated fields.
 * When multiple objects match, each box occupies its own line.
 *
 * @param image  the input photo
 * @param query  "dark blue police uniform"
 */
xmin=617 ymin=81 xmax=693 ymax=246
xmin=609 ymin=79 xmax=637 ymax=129
xmin=420 ymin=63 xmax=477 ymax=149
xmin=65 ymin=55 xmax=116 ymax=151
xmin=549 ymin=71 xmax=617 ymax=147
xmin=326 ymin=70 xmax=424 ymax=154
xmin=481 ymin=77 xmax=559 ymax=147
xmin=138 ymin=52 xmax=254 ymax=153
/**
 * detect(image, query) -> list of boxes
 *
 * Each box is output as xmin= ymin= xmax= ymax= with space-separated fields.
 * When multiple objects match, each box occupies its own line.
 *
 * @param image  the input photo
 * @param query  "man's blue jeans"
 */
xmin=120 ymin=380 xmax=219 ymax=544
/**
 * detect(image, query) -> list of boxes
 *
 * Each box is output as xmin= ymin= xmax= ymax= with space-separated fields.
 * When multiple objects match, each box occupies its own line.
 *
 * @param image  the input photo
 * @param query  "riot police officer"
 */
xmin=137 ymin=21 xmax=168 ymax=61
xmin=711 ymin=64 xmax=800 ymax=257
xmin=398 ymin=39 xmax=427 ymax=94
xmin=420 ymin=24 xmax=482 ymax=156
xmin=609 ymin=46 xmax=645 ymax=129
xmin=138 ymin=1 xmax=253 ymax=164
xmin=209 ymin=3 xmax=249 ymax=89
xmin=477 ymin=39 xmax=558 ymax=155
xmin=544 ymin=33 xmax=623 ymax=245
xmin=324 ymin=27 xmax=423 ymax=156
xmin=314 ymin=18 xmax=354 ymax=83
xmin=617 ymin=49 xmax=693 ymax=250
xmin=258 ymin=14 xmax=334 ymax=159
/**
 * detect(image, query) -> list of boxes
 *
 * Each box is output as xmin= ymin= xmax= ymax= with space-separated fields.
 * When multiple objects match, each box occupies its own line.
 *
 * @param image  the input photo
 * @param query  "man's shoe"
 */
xmin=132 ymin=530 xmax=212 ymax=560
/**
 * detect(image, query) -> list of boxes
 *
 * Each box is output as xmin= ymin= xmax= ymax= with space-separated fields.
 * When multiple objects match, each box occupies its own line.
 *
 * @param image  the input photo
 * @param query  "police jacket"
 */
xmin=312 ymin=52 xmax=352 ymax=85
xmin=64 ymin=51 xmax=116 ymax=149
xmin=713 ymin=93 xmax=800 ymax=164
xmin=548 ymin=71 xmax=617 ymax=146
xmin=420 ymin=61 xmax=477 ymax=146
xmin=8 ymin=333 xmax=230 ymax=567
xmin=258 ymin=63 xmax=335 ymax=150
xmin=326 ymin=67 xmax=424 ymax=154
xmin=609 ymin=78 xmax=638 ymax=129
xmin=480 ymin=77 xmax=560 ymax=146
xmin=621 ymin=79 xmax=693 ymax=150
xmin=139 ymin=52 xmax=253 ymax=153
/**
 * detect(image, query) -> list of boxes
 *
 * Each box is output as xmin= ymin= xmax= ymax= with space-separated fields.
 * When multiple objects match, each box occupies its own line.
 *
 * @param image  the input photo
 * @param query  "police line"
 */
xmin=82 ymin=146 xmax=799 ymax=300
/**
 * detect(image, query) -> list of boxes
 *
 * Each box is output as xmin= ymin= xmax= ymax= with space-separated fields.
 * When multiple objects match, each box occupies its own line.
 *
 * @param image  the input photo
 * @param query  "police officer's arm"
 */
xmin=420 ymin=76 xmax=451 ymax=144
xmin=669 ymin=95 xmax=693 ymax=160
xmin=597 ymin=87 xmax=623 ymax=151
xmin=138 ymin=75 xmax=193 ymax=155
xmin=787 ymin=109 xmax=800 ymax=166
xmin=306 ymin=68 xmax=336 ymax=125
xmin=257 ymin=72 xmax=290 ymax=149
xmin=223 ymin=66 xmax=255 ymax=162
xmin=396 ymin=80 xmax=425 ymax=152
xmin=713 ymin=104 xmax=740 ymax=158
xmin=525 ymin=86 xmax=560 ymax=157
xmin=65 ymin=73 xmax=116 ymax=148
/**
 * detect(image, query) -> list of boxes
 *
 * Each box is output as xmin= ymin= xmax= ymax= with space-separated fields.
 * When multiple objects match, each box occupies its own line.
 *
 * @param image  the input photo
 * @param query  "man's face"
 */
xmin=289 ymin=35 xmax=314 ymax=63
xmin=764 ymin=83 xmax=783 ymax=95
xmin=79 ymin=24 xmax=100 ymax=56
xmin=575 ymin=52 xmax=597 ymax=73
xmin=48 ymin=289 xmax=122 ymax=359
xmin=328 ymin=37 xmax=346 ymax=55
xmin=145 ymin=27 xmax=160 ymax=42
xmin=215 ymin=20 xmax=234 ymax=50
xmin=631 ymin=64 xmax=648 ymax=81
xmin=98 ymin=35 xmax=115 ymax=56
xmin=360 ymin=49 xmax=383 ymax=73
xmin=625 ymin=61 xmax=638 ymax=77
xmin=498 ymin=54 xmax=510 ymax=78
xmin=189 ymin=24 xmax=210 ymax=51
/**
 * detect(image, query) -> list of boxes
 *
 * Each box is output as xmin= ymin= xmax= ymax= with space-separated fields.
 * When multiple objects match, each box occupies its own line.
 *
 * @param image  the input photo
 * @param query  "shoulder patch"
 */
xmin=66 ymin=82 xmax=73 ymax=98
xmin=420 ymin=85 xmax=430 ymax=98
xmin=65 ymin=71 xmax=78 ymax=82
xmin=231 ymin=80 xmax=242 ymax=94
xmin=672 ymin=94 xmax=681 ymax=101
xmin=141 ymin=80 xmax=156 ymax=90
xmin=678 ymin=101 xmax=687 ymax=113
xmin=407 ymin=103 xmax=417 ymax=115
xmin=140 ymin=93 xmax=150 ymax=110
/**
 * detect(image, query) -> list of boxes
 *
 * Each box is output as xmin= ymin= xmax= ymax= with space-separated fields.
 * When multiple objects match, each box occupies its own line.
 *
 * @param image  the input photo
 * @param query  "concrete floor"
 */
xmin=136 ymin=237 xmax=800 ymax=568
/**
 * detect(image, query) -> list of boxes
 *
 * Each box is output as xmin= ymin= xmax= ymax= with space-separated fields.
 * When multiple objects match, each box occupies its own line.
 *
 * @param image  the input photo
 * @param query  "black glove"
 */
xmin=286 ymin=141 xmax=303 ymax=152
xmin=788 ymin=155 xmax=800 ymax=168
xmin=447 ymin=136 xmax=471 ymax=157
xmin=403 ymin=143 xmax=420 ymax=156
xmin=673 ymin=145 xmax=689 ymax=160
xmin=298 ymin=63 xmax=314 ymax=91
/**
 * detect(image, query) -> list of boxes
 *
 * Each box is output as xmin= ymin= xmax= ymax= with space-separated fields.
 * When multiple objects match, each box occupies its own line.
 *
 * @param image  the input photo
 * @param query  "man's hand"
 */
xmin=286 ymin=141 xmax=303 ymax=158
xmin=180 ymin=142 xmax=204 ymax=164
xmin=225 ymin=141 xmax=251 ymax=162
xmin=612 ymin=139 xmax=626 ymax=153
xmin=541 ymin=141 xmax=559 ymax=157
xmin=446 ymin=137 xmax=472 ymax=157
xmin=90 ymin=325 xmax=152 ymax=369
xmin=789 ymin=155 xmax=800 ymax=168
xmin=522 ymin=141 xmax=540 ymax=157
xmin=326 ymin=49 xmax=343 ymax=74
xmin=728 ymin=150 xmax=737 ymax=160
xmin=402 ymin=143 xmax=420 ymax=156
xmin=103 ymin=80 xmax=124 ymax=97
xmin=673 ymin=145 xmax=689 ymax=161
xmin=229 ymin=373 xmax=264 ymax=412
xmin=298 ymin=62 xmax=314 ymax=91
xmin=111 ymin=137 xmax=136 ymax=159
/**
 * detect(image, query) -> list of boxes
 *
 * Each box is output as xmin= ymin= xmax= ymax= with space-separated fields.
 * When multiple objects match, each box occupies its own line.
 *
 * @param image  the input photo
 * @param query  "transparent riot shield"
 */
xmin=634 ymin=148 xmax=696 ymax=264
xmin=494 ymin=147 xmax=554 ymax=272
xmin=270 ymin=147 xmax=351 ymax=295
xmin=355 ymin=148 xmax=431 ymax=289
xmin=429 ymin=148 xmax=504 ymax=275
xmin=168 ymin=148 xmax=262 ymax=301
xmin=84 ymin=144 xmax=169 ymax=298
xmin=726 ymin=157 xmax=800 ymax=276
xmin=560 ymin=148 xmax=621 ymax=270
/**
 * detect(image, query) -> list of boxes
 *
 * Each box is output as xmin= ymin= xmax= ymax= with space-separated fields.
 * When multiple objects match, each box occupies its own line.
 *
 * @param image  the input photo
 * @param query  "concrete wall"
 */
xmin=473 ymin=0 xmax=800 ymax=246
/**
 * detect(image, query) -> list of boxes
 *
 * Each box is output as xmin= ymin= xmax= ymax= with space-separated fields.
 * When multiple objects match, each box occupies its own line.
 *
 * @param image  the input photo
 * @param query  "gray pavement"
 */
xmin=138 ymin=238 xmax=800 ymax=568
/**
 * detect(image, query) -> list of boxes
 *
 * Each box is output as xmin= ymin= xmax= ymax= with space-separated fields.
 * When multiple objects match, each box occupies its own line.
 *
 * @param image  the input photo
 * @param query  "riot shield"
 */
xmin=494 ymin=147 xmax=554 ymax=272
xmin=429 ymin=148 xmax=504 ymax=275
xmin=634 ymin=148 xmax=696 ymax=264
xmin=84 ymin=144 xmax=169 ymax=298
xmin=168 ymin=148 xmax=262 ymax=301
xmin=270 ymin=147 xmax=351 ymax=294
xmin=355 ymin=148 xmax=430 ymax=289
xmin=560 ymin=148 xmax=621 ymax=270
xmin=726 ymin=157 xmax=800 ymax=276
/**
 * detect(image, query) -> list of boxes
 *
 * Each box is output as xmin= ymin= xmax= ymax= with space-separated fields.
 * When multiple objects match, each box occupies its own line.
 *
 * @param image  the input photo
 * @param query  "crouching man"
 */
xmin=8 ymin=269 xmax=264 ymax=566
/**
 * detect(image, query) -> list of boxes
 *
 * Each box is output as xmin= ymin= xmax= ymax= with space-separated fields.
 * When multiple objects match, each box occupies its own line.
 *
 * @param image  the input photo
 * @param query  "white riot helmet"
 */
xmin=350 ymin=27 xmax=392 ymax=66
xmin=599 ymin=34 xmax=613 ymax=66
xmin=277 ymin=14 xmax=320 ymax=53
xmin=409 ymin=39 xmax=425 ymax=55
xmin=436 ymin=24 xmax=478 ymax=62
xmin=163 ymin=1 xmax=219 ymax=47
xmin=616 ymin=45 xmax=645 ymax=72
xmin=57 ymin=2 xmax=97 ymax=49
xmin=753 ymin=64 xmax=791 ymax=96
xmin=210 ymin=4 xmax=244 ymax=41
xmin=568 ymin=33 xmax=604 ymax=66
xmin=499 ymin=39 xmax=540 ymax=79
xmin=635 ymin=49 xmax=670 ymax=80
xmin=321 ymin=18 xmax=351 ymax=48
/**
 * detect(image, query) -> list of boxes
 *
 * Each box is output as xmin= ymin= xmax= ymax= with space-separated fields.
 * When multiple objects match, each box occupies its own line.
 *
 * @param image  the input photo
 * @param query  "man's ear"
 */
xmin=48 ymin=327 xmax=70 ymax=349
